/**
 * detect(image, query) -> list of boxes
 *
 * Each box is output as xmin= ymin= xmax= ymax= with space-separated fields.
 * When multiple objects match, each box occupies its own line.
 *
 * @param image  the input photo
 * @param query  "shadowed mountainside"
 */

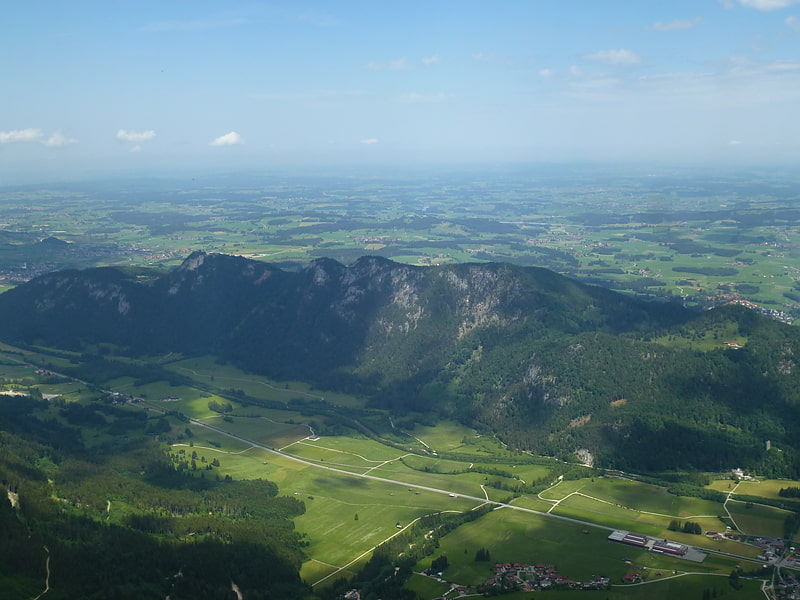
xmin=2 ymin=251 xmax=799 ymax=473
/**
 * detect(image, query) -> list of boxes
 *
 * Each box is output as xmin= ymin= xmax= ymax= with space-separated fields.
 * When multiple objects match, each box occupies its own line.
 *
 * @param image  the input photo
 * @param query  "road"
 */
xmin=186 ymin=415 xmax=619 ymax=531
xmin=177 ymin=413 xmax=789 ymax=575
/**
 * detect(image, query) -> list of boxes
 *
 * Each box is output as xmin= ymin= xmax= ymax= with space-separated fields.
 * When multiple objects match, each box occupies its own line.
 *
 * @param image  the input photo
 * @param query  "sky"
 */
xmin=2 ymin=0 xmax=800 ymax=183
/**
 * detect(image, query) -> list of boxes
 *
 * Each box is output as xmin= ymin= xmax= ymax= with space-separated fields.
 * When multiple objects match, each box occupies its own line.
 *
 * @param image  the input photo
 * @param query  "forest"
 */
xmin=0 ymin=394 xmax=309 ymax=599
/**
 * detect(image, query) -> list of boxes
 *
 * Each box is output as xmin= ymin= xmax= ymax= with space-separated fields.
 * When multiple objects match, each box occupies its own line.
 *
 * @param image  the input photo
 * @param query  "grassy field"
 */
xmin=475 ymin=576 xmax=764 ymax=600
xmin=417 ymin=507 xmax=747 ymax=588
xmin=163 ymin=354 xmax=365 ymax=408
xmin=0 ymin=349 xmax=789 ymax=599
xmin=181 ymin=418 xmax=483 ymax=588
xmin=727 ymin=499 xmax=793 ymax=539
xmin=543 ymin=477 xmax=724 ymax=518
xmin=404 ymin=573 xmax=451 ymax=599
xmin=734 ymin=479 xmax=800 ymax=504
xmin=4 ymin=171 xmax=800 ymax=323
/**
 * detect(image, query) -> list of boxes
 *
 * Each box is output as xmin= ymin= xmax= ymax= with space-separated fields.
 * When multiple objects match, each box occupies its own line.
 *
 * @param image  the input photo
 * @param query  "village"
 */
xmin=476 ymin=562 xmax=611 ymax=594
xmin=420 ymin=561 xmax=612 ymax=597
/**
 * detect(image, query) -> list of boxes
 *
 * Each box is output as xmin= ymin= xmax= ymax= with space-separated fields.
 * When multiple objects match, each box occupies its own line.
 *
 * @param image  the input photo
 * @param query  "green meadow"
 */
xmin=478 ymin=576 xmax=763 ymax=600
xmin=541 ymin=477 xmax=723 ymax=518
xmin=417 ymin=507 xmax=746 ymax=587
xmin=727 ymin=500 xmax=793 ymax=539
xmin=0 ymin=347 xmax=795 ymax=599
xmin=734 ymin=479 xmax=800 ymax=504
xmin=162 ymin=354 xmax=364 ymax=408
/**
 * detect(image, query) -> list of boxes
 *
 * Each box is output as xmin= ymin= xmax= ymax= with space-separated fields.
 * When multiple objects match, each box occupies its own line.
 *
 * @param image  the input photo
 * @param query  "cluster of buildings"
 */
xmin=724 ymin=298 xmax=794 ymax=324
xmin=749 ymin=536 xmax=787 ymax=562
xmin=478 ymin=562 xmax=610 ymax=593
xmin=774 ymin=571 xmax=800 ymax=600
xmin=607 ymin=530 xmax=690 ymax=558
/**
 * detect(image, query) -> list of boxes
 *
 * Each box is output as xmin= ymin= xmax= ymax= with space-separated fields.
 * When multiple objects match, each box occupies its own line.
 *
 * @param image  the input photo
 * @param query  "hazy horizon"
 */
xmin=3 ymin=0 xmax=800 ymax=184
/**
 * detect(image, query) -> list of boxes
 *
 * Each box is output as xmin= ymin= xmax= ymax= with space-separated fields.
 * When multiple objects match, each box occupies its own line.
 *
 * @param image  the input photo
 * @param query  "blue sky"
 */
xmin=2 ymin=0 xmax=800 ymax=182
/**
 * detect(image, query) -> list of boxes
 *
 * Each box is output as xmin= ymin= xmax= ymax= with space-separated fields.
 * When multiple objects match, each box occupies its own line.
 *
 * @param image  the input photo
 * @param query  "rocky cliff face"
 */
xmin=3 ymin=251 xmax=800 ymax=472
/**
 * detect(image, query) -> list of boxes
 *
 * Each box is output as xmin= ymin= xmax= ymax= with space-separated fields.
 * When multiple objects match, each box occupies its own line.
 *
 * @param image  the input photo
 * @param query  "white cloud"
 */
xmin=42 ymin=131 xmax=78 ymax=147
xmin=130 ymin=145 xmax=142 ymax=153
xmin=422 ymin=54 xmax=441 ymax=66
xmin=0 ymin=128 xmax=43 ymax=143
xmin=729 ymin=140 xmax=744 ymax=145
xmin=649 ymin=17 xmax=704 ymax=31
xmin=117 ymin=129 xmax=156 ymax=142
xmin=210 ymin=131 xmax=244 ymax=146
xmin=583 ymin=49 xmax=642 ymax=65
xmin=787 ymin=15 xmax=800 ymax=30
xmin=360 ymin=138 xmax=378 ymax=145
xmin=389 ymin=58 xmax=409 ymax=70
xmin=738 ymin=0 xmax=800 ymax=10
xmin=539 ymin=68 xmax=554 ymax=78
xmin=569 ymin=65 xmax=584 ymax=77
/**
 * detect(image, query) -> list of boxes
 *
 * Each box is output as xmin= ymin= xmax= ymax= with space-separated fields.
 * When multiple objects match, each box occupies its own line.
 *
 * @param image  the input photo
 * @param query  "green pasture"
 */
xmin=416 ymin=507 xmax=745 ymax=588
xmin=708 ymin=478 xmax=740 ymax=493
xmin=549 ymin=504 xmax=663 ymax=537
xmin=508 ymin=495 xmax=559 ymax=513
xmin=727 ymin=500 xmax=793 ymax=539
xmin=0 ymin=359 xmax=38 ymax=381
xmin=651 ymin=525 xmax=762 ymax=558
xmin=537 ymin=478 xmax=587 ymax=500
xmin=733 ymin=479 xmax=800 ymax=504
xmin=404 ymin=573 xmax=451 ymax=599
xmin=653 ymin=322 xmax=747 ymax=351
xmin=543 ymin=477 xmax=724 ymax=520
xmin=133 ymin=381 xmax=213 ymax=405
xmin=299 ymin=560 xmax=358 ymax=589
xmin=163 ymin=354 xmax=364 ymax=408
xmin=38 ymin=384 xmax=85 ymax=400
xmin=104 ymin=376 xmax=137 ymax=392
xmin=182 ymin=425 xmax=253 ymax=454
xmin=171 ymin=393 xmax=243 ymax=419
xmin=201 ymin=414 xmax=310 ymax=448
xmin=7 ymin=174 xmax=800 ymax=320
xmin=396 ymin=453 xmax=547 ymax=489
xmin=460 ymin=575 xmax=763 ymax=600
xmin=549 ymin=500 xmax=758 ymax=558
xmin=281 ymin=444 xmax=378 ymax=474
xmin=290 ymin=434 xmax=410 ymax=462
xmin=407 ymin=421 xmax=481 ymax=452
xmin=294 ymin=486 xmax=470 ymax=572
xmin=363 ymin=461 xmax=509 ymax=499
xmin=400 ymin=453 xmax=471 ymax=473
xmin=558 ymin=492 xmax=675 ymax=528
xmin=174 ymin=428 xmax=485 ymax=579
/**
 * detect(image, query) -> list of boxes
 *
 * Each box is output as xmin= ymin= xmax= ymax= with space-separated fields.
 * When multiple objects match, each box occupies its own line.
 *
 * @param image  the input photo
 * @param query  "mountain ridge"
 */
xmin=1 ymin=251 xmax=798 ymax=474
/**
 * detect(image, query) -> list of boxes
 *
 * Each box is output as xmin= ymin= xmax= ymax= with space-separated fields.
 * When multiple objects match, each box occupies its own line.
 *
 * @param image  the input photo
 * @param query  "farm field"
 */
xmin=2 ymin=168 xmax=800 ymax=325
xmin=416 ymin=507 xmax=747 ymax=586
xmin=727 ymin=500 xmax=794 ymax=540
xmin=1 ymin=347 xmax=798 ymax=599
xmin=478 ymin=576 xmax=764 ymax=600
xmin=734 ymin=479 xmax=800 ymax=504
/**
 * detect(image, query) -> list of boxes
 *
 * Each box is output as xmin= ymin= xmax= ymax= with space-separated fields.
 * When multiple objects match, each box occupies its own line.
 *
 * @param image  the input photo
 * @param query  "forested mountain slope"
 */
xmin=2 ymin=251 xmax=799 ymax=474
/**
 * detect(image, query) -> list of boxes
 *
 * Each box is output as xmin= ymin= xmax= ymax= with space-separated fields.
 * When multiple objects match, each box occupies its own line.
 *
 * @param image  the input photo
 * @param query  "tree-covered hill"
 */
xmin=0 ymin=394 xmax=308 ymax=599
xmin=1 ymin=251 xmax=799 ymax=474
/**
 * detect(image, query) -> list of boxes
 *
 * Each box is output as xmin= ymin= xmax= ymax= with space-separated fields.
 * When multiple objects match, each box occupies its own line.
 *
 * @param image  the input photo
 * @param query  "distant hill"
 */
xmin=1 ymin=251 xmax=799 ymax=474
